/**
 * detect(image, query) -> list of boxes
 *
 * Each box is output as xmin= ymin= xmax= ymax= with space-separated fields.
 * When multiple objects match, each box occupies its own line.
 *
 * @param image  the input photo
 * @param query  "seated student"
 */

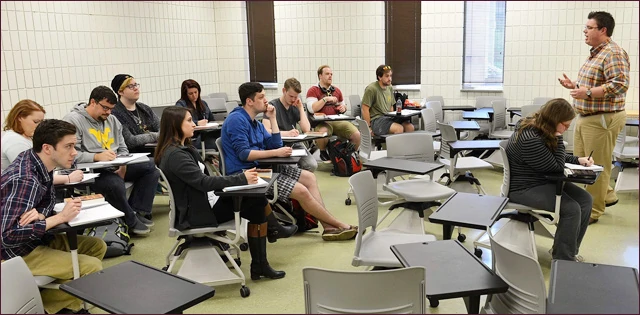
xmin=110 ymin=74 xmax=160 ymax=153
xmin=1 ymin=119 xmax=107 ymax=314
xmin=1 ymin=99 xmax=84 ymax=185
xmin=362 ymin=65 xmax=414 ymax=136
xmin=262 ymin=77 xmax=317 ymax=172
xmin=222 ymin=82 xmax=358 ymax=241
xmin=63 ymin=86 xmax=160 ymax=235
xmin=506 ymin=98 xmax=594 ymax=262
xmin=175 ymin=79 xmax=217 ymax=150
xmin=154 ymin=106 xmax=286 ymax=280
xmin=306 ymin=65 xmax=361 ymax=160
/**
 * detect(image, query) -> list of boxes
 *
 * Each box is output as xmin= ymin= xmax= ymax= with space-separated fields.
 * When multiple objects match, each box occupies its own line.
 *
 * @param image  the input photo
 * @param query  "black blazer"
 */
xmin=159 ymin=144 xmax=246 ymax=230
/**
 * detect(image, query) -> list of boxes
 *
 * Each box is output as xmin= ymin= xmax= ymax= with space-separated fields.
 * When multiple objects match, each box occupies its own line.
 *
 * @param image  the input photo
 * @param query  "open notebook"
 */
xmin=281 ymin=134 xmax=307 ymax=140
xmin=95 ymin=153 xmax=150 ymax=165
xmin=223 ymin=177 xmax=269 ymax=192
xmin=53 ymin=202 xmax=124 ymax=227
xmin=565 ymin=163 xmax=604 ymax=172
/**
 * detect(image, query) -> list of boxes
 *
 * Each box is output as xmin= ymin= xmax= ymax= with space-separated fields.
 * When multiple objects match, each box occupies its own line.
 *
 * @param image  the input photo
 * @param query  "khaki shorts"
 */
xmin=314 ymin=121 xmax=358 ymax=139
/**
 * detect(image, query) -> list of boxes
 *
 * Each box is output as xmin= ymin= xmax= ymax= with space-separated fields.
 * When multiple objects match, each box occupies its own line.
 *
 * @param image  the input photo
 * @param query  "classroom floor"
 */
xmin=94 ymin=162 xmax=639 ymax=314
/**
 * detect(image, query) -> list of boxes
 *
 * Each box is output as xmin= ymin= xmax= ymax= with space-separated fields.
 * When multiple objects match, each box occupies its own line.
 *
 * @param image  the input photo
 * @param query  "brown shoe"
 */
xmin=322 ymin=225 xmax=358 ymax=241
xmin=589 ymin=218 xmax=599 ymax=225
xmin=605 ymin=199 xmax=619 ymax=207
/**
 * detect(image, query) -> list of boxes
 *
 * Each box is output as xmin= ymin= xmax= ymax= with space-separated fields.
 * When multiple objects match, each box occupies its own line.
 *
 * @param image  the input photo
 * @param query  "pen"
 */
xmin=585 ymin=150 xmax=594 ymax=166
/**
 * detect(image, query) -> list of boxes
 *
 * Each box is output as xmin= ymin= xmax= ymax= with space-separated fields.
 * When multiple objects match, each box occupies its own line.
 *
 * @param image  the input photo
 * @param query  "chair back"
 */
xmin=563 ymin=119 xmax=577 ymax=153
xmin=487 ymin=230 xmax=546 ymax=314
xmin=425 ymin=95 xmax=445 ymax=107
xmin=476 ymin=96 xmax=506 ymax=108
xmin=349 ymin=171 xmax=380 ymax=233
xmin=425 ymin=100 xmax=443 ymax=123
xmin=420 ymin=108 xmax=438 ymax=133
xmin=1 ymin=257 xmax=45 ymax=314
xmin=215 ymin=137 xmax=227 ymax=175
xmin=491 ymin=99 xmax=507 ymax=132
xmin=348 ymin=95 xmax=361 ymax=117
xmin=386 ymin=133 xmax=435 ymax=180
xmin=208 ymin=92 xmax=229 ymax=101
xmin=225 ymin=101 xmax=238 ymax=114
xmin=303 ymin=266 xmax=426 ymax=314
xmin=436 ymin=122 xmax=458 ymax=160
xmin=355 ymin=117 xmax=373 ymax=161
xmin=531 ymin=97 xmax=552 ymax=106
xmin=151 ymin=105 xmax=170 ymax=119
xmin=498 ymin=140 xmax=510 ymax=197
xmin=520 ymin=104 xmax=542 ymax=118
xmin=156 ymin=167 xmax=181 ymax=238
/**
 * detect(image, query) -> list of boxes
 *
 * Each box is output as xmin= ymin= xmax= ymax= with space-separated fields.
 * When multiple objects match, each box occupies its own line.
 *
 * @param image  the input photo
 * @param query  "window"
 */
xmin=385 ymin=1 xmax=421 ymax=85
xmin=462 ymin=1 xmax=506 ymax=91
xmin=246 ymin=1 xmax=277 ymax=83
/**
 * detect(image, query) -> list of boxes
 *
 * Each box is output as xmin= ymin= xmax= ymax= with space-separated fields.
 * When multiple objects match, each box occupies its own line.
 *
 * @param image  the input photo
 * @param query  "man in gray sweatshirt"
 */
xmin=63 ymin=86 xmax=159 ymax=235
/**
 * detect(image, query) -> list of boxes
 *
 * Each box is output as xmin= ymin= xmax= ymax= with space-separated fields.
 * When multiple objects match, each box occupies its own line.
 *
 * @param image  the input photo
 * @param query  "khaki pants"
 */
xmin=574 ymin=110 xmax=626 ymax=219
xmin=22 ymin=234 xmax=107 ymax=314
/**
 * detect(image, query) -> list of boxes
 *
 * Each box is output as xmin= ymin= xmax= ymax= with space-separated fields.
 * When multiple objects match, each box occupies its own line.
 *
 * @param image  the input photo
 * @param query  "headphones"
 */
xmin=319 ymin=84 xmax=335 ymax=96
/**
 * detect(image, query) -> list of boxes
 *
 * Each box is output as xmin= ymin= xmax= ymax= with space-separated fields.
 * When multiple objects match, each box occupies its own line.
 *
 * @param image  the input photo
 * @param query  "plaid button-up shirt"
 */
xmin=1 ymin=149 xmax=55 ymax=260
xmin=574 ymin=38 xmax=630 ymax=115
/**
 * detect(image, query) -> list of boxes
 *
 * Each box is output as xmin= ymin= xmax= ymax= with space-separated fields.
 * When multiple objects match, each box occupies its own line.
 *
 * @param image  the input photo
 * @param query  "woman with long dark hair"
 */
xmin=506 ymin=98 xmax=594 ymax=261
xmin=176 ymin=79 xmax=216 ymax=149
xmin=154 ymin=106 xmax=287 ymax=280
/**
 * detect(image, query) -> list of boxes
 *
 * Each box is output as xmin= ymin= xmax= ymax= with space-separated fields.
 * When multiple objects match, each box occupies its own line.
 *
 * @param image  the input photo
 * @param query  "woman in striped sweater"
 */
xmin=506 ymin=98 xmax=594 ymax=261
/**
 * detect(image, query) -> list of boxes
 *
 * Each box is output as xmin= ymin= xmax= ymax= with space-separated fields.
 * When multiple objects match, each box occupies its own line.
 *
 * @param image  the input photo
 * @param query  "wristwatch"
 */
xmin=586 ymin=89 xmax=592 ymax=98
xmin=322 ymin=97 xmax=327 ymax=103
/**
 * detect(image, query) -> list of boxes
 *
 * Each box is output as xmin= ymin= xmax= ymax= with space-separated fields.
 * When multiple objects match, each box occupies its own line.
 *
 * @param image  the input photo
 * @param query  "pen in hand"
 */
xmin=584 ymin=150 xmax=594 ymax=166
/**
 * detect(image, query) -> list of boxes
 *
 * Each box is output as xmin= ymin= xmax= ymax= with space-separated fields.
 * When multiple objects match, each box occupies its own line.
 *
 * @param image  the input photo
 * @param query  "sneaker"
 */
xmin=129 ymin=218 xmax=151 ymax=235
xmin=319 ymin=149 xmax=330 ymax=161
xmin=322 ymin=225 xmax=358 ymax=241
xmin=56 ymin=308 xmax=90 ymax=314
xmin=136 ymin=212 xmax=155 ymax=227
xmin=605 ymin=199 xmax=619 ymax=207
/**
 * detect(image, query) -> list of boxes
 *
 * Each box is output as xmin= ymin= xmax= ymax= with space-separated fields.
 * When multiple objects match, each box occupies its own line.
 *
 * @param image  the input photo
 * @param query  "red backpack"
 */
xmin=327 ymin=139 xmax=362 ymax=177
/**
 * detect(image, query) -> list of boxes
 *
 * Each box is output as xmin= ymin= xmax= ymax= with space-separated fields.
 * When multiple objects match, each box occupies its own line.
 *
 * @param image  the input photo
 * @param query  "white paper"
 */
xmin=66 ymin=173 xmax=100 ymax=185
xmin=291 ymin=149 xmax=308 ymax=157
xmin=326 ymin=114 xmax=348 ymax=119
xmin=53 ymin=203 xmax=124 ymax=227
xmin=206 ymin=122 xmax=220 ymax=127
xmin=95 ymin=153 xmax=150 ymax=164
xmin=281 ymin=134 xmax=307 ymax=140
xmin=565 ymin=163 xmax=603 ymax=171
xmin=223 ymin=177 xmax=269 ymax=192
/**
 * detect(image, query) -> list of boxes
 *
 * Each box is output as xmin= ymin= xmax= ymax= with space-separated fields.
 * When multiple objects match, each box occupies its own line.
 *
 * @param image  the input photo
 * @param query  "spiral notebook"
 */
xmin=222 ymin=177 xmax=269 ymax=192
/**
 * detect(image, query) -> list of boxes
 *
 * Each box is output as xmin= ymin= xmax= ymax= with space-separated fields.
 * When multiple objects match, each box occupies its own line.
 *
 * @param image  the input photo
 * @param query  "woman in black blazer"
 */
xmin=154 ymin=106 xmax=285 ymax=280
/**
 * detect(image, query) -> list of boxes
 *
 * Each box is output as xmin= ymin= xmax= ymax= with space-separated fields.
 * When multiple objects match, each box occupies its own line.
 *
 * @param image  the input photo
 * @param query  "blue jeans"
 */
xmin=91 ymin=158 xmax=160 ymax=226
xmin=509 ymin=182 xmax=592 ymax=261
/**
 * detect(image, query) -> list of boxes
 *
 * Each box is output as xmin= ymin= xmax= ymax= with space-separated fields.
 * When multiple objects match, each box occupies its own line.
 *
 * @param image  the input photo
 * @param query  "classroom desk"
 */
xmin=547 ymin=260 xmax=639 ymax=314
xmin=507 ymin=107 xmax=521 ymax=119
xmin=462 ymin=111 xmax=490 ymax=120
xmin=309 ymin=114 xmax=356 ymax=122
xmin=447 ymin=140 xmax=502 ymax=158
xmin=217 ymin=174 xmax=279 ymax=215
xmin=256 ymin=156 xmax=302 ymax=166
xmin=75 ymin=154 xmax=151 ymax=171
xmin=448 ymin=121 xmax=481 ymax=139
xmin=281 ymin=134 xmax=328 ymax=145
xmin=442 ymin=106 xmax=477 ymax=111
xmin=428 ymin=192 xmax=508 ymax=240
xmin=384 ymin=110 xmax=422 ymax=119
xmin=626 ymin=119 xmax=639 ymax=127
xmin=362 ymin=157 xmax=444 ymax=178
xmin=60 ymin=260 xmax=216 ymax=314
xmin=194 ymin=124 xmax=222 ymax=160
xmin=391 ymin=240 xmax=508 ymax=313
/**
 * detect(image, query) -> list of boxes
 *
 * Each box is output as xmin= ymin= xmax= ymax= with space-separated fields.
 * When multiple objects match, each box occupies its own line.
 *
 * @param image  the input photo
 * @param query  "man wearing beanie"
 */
xmin=110 ymin=74 xmax=160 ymax=153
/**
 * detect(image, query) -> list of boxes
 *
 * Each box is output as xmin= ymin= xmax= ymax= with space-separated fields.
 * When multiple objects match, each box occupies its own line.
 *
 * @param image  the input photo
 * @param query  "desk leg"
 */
xmin=462 ymin=295 xmax=481 ymax=314
xmin=442 ymin=224 xmax=453 ymax=240
xmin=67 ymin=230 xmax=80 ymax=279
xmin=201 ymin=139 xmax=206 ymax=161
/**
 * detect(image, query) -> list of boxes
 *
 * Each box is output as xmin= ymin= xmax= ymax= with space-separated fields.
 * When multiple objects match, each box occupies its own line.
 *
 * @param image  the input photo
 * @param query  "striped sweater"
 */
xmin=506 ymin=124 xmax=579 ymax=192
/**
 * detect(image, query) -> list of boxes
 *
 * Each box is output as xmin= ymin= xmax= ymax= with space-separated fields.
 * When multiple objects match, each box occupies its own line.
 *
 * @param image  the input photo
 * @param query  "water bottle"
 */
xmin=396 ymin=99 xmax=402 ymax=115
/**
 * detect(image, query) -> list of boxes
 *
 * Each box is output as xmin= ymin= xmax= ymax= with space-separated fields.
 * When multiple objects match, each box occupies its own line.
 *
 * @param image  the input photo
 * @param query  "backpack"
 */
xmin=273 ymin=199 xmax=318 ymax=233
xmin=85 ymin=218 xmax=134 ymax=258
xmin=327 ymin=139 xmax=362 ymax=177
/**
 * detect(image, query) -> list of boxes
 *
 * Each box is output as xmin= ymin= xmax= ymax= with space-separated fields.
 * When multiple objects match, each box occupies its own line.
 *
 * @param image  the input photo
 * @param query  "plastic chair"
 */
xmin=489 ymin=100 xmax=512 ymax=139
xmin=349 ymin=171 xmax=437 ymax=267
xmin=382 ymin=133 xmax=457 ymax=234
xmin=208 ymin=92 xmax=229 ymax=101
xmin=475 ymin=96 xmax=506 ymax=108
xmin=482 ymin=224 xmax=546 ymax=314
xmin=347 ymin=95 xmax=361 ymax=117
xmin=613 ymin=128 xmax=640 ymax=193
xmin=437 ymin=121 xmax=493 ymax=194
xmin=1 ymin=257 xmax=45 ymax=314
xmin=531 ymin=97 xmax=552 ymax=106
xmin=224 ymin=101 xmax=238 ymax=115
xmin=420 ymin=108 xmax=441 ymax=153
xmin=157 ymin=167 xmax=251 ymax=297
xmin=303 ymin=266 xmax=427 ymax=314
xmin=425 ymin=100 xmax=444 ymax=124
xmin=520 ymin=104 xmax=543 ymax=118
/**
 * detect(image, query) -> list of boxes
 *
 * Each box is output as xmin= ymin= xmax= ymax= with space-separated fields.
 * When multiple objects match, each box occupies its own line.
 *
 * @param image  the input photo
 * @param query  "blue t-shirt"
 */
xmin=221 ymin=107 xmax=283 ymax=175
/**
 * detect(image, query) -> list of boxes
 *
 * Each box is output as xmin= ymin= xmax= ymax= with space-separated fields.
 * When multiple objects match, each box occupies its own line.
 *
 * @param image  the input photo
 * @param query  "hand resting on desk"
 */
xmin=243 ymin=168 xmax=259 ymax=184
xmin=273 ymin=147 xmax=293 ymax=157
xmin=94 ymin=150 xmax=117 ymax=161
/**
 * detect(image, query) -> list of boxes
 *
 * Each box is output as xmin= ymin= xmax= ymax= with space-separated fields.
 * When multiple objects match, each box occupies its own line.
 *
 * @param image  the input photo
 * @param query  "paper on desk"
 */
xmin=281 ymin=134 xmax=307 ymax=140
xmin=67 ymin=173 xmax=100 ymax=185
xmin=326 ymin=114 xmax=348 ymax=119
xmin=223 ymin=177 xmax=269 ymax=192
xmin=291 ymin=149 xmax=308 ymax=157
xmin=565 ymin=163 xmax=604 ymax=171
xmin=95 ymin=153 xmax=150 ymax=164
xmin=53 ymin=203 xmax=123 ymax=227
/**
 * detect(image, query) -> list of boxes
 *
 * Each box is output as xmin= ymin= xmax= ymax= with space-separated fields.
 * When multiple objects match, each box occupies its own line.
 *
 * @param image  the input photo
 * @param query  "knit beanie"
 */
xmin=111 ymin=74 xmax=132 ymax=95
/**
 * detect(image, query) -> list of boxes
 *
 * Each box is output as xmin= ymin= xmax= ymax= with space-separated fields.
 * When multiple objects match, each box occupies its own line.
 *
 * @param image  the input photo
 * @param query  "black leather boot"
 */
xmin=266 ymin=209 xmax=298 ymax=243
xmin=248 ymin=230 xmax=286 ymax=280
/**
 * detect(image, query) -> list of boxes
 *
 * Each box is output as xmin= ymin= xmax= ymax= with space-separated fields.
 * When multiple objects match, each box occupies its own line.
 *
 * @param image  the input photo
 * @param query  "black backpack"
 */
xmin=85 ymin=218 xmax=134 ymax=258
xmin=327 ymin=139 xmax=362 ymax=177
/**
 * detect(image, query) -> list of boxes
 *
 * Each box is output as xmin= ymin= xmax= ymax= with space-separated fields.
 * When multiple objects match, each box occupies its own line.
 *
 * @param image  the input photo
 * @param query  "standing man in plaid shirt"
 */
xmin=558 ymin=11 xmax=629 ymax=225
xmin=1 ymin=119 xmax=106 ymax=314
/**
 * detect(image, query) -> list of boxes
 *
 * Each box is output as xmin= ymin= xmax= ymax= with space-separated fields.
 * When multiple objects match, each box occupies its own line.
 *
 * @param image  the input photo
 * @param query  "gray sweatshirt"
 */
xmin=63 ymin=103 xmax=129 ymax=163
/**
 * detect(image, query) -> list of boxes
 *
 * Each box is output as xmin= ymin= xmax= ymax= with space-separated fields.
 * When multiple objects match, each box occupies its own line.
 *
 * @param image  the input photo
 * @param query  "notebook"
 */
xmin=53 ymin=203 xmax=124 ymax=227
xmin=95 ymin=153 xmax=150 ymax=164
xmin=222 ymin=177 xmax=270 ymax=192
xmin=565 ymin=163 xmax=604 ymax=172
xmin=281 ymin=134 xmax=307 ymax=140
xmin=291 ymin=149 xmax=308 ymax=157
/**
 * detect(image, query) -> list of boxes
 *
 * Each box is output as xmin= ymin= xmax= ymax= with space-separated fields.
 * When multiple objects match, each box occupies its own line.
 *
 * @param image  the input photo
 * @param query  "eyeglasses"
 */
xmin=383 ymin=66 xmax=392 ymax=70
xmin=584 ymin=25 xmax=600 ymax=31
xmin=97 ymin=102 xmax=114 ymax=112
xmin=126 ymin=83 xmax=140 ymax=90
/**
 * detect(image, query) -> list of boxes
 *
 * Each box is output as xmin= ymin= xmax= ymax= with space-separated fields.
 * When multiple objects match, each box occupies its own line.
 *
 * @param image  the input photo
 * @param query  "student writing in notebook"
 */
xmin=506 ymin=98 xmax=594 ymax=262
xmin=155 ymin=106 xmax=290 ymax=280
xmin=1 ymin=119 xmax=106 ymax=314
xmin=262 ymin=78 xmax=317 ymax=172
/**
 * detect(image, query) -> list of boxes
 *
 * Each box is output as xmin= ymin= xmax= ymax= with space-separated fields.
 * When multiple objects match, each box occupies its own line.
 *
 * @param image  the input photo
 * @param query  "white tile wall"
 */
xmin=2 ymin=1 xmax=638 ymax=127
xmin=1 ymin=1 xmax=219 ymax=125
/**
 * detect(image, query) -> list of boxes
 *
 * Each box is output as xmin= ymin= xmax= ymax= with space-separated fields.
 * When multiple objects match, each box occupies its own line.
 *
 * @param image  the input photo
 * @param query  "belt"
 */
xmin=580 ymin=110 xmax=623 ymax=117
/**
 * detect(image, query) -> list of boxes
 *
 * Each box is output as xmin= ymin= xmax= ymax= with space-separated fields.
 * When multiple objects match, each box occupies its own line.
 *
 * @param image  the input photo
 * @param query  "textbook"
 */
xmin=63 ymin=194 xmax=108 ymax=209
xmin=256 ymin=169 xmax=273 ymax=179
xmin=305 ymin=131 xmax=328 ymax=137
